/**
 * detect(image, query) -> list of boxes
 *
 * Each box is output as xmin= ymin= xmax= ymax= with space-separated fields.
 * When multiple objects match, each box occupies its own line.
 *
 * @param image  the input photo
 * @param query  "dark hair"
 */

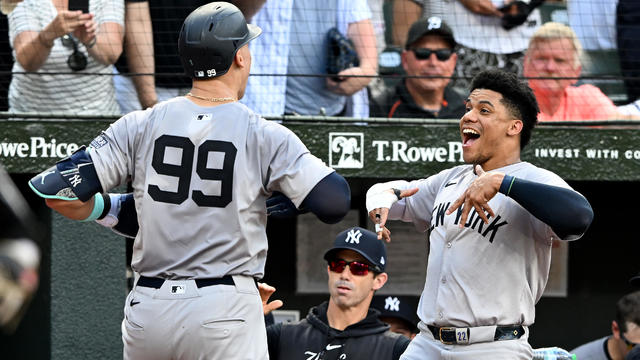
xmin=469 ymin=70 xmax=540 ymax=149
xmin=616 ymin=291 xmax=640 ymax=333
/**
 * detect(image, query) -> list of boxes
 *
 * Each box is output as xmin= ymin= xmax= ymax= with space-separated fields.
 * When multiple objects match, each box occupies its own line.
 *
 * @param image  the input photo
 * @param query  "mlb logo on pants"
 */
xmin=171 ymin=285 xmax=185 ymax=294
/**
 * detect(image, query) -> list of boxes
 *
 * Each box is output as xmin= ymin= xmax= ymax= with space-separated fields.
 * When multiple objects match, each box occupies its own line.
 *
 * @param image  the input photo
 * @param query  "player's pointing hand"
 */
xmin=446 ymin=165 xmax=504 ymax=227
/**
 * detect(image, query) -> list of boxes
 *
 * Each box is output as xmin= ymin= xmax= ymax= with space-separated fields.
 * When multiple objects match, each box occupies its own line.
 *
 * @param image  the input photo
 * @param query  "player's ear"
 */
xmin=234 ymin=45 xmax=249 ymax=69
xmin=507 ymin=119 xmax=523 ymax=136
xmin=612 ymin=320 xmax=620 ymax=338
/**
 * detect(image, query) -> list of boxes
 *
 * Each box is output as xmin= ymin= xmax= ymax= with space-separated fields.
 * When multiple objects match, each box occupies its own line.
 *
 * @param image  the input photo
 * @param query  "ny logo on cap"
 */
xmin=345 ymin=229 xmax=363 ymax=244
xmin=427 ymin=16 xmax=442 ymax=30
xmin=385 ymin=296 xmax=400 ymax=312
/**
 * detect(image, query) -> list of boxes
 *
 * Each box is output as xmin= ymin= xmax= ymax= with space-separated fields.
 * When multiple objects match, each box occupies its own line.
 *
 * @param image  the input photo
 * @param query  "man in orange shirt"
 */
xmin=523 ymin=22 xmax=621 ymax=122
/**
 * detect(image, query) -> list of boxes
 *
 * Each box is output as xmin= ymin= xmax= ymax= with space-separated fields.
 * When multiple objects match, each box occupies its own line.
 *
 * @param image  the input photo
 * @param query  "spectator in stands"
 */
xmin=370 ymin=17 xmax=464 ymax=119
xmin=371 ymin=294 xmax=419 ymax=340
xmin=393 ymin=0 xmax=542 ymax=92
xmin=571 ymin=291 xmax=640 ymax=360
xmin=241 ymin=0 xmax=378 ymax=118
xmin=262 ymin=227 xmax=410 ymax=360
xmin=115 ymin=1 xmax=265 ymax=114
xmin=8 ymin=0 xmax=123 ymax=115
xmin=523 ymin=22 xmax=621 ymax=121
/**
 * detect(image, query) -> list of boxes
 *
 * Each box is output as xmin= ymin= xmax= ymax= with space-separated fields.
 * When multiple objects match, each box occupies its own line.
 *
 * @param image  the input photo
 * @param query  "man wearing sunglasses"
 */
xmin=571 ymin=291 xmax=640 ymax=360
xmin=370 ymin=16 xmax=465 ymax=119
xmin=265 ymin=227 xmax=410 ymax=360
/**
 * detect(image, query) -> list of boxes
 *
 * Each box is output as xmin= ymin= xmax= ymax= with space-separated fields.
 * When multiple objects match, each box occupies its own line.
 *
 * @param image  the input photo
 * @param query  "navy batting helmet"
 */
xmin=178 ymin=2 xmax=262 ymax=79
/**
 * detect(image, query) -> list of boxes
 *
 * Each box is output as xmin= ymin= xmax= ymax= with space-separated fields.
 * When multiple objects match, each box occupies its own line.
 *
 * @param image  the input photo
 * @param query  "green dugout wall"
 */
xmin=2 ymin=117 xmax=639 ymax=359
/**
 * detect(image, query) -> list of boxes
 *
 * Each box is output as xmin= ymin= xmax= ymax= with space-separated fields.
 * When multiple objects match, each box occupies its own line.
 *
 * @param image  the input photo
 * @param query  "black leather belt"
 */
xmin=427 ymin=325 xmax=525 ymax=345
xmin=136 ymin=275 xmax=235 ymax=289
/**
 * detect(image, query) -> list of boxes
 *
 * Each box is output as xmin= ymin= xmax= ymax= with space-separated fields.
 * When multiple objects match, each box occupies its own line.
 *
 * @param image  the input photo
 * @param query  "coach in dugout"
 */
xmin=260 ymin=227 xmax=410 ymax=360
xmin=370 ymin=16 xmax=465 ymax=119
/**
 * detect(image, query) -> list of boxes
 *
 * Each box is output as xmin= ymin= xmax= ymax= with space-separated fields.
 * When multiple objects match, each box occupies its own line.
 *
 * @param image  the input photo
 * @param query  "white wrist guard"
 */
xmin=366 ymin=190 xmax=400 ymax=213
xmin=95 ymin=193 xmax=122 ymax=228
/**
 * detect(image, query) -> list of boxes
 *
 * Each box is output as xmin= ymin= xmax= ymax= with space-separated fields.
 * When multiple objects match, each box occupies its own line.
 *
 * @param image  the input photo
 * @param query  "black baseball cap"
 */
xmin=630 ymin=272 xmax=640 ymax=287
xmin=371 ymin=294 xmax=419 ymax=333
xmin=405 ymin=16 xmax=456 ymax=49
xmin=323 ymin=227 xmax=387 ymax=272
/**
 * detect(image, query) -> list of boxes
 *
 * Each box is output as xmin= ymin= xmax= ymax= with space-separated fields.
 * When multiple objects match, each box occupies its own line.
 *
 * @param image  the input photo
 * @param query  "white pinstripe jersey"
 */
xmin=382 ymin=162 xmax=582 ymax=328
xmin=89 ymin=97 xmax=332 ymax=279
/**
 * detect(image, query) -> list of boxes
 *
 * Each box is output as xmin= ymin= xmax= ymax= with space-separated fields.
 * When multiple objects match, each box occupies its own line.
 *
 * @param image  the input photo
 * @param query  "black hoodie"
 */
xmin=266 ymin=301 xmax=410 ymax=360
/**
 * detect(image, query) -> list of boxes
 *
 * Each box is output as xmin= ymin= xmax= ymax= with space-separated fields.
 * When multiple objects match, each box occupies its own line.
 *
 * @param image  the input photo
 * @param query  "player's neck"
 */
xmin=326 ymin=298 xmax=369 ymax=331
xmin=479 ymin=153 xmax=522 ymax=172
xmin=188 ymin=80 xmax=240 ymax=106
xmin=607 ymin=337 xmax=625 ymax=360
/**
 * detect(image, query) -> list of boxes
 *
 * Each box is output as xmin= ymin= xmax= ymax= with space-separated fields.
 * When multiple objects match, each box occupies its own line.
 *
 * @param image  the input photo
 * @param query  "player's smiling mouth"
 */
xmin=462 ymin=128 xmax=480 ymax=146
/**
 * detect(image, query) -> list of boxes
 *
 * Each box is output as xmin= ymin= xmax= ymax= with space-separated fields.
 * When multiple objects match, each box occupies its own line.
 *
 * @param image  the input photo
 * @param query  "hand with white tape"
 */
xmin=366 ymin=186 xmax=418 ymax=242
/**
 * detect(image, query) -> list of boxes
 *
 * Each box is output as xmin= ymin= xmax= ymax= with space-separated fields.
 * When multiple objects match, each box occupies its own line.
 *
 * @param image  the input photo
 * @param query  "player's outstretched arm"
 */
xmin=299 ymin=172 xmax=350 ymax=224
xmin=497 ymin=174 xmax=594 ymax=240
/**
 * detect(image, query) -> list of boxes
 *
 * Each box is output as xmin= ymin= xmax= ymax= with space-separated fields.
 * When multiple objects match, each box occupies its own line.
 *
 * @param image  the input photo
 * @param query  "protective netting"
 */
xmin=0 ymin=0 xmax=637 ymax=120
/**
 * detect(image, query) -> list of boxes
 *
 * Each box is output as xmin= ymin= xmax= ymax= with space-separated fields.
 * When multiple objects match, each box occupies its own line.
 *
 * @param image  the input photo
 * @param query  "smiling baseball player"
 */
xmin=367 ymin=70 xmax=593 ymax=360
xmin=27 ymin=3 xmax=350 ymax=359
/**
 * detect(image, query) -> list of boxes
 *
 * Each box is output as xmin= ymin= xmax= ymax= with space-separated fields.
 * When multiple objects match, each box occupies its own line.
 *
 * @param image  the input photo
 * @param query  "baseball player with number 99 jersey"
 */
xmin=28 ymin=3 xmax=350 ymax=359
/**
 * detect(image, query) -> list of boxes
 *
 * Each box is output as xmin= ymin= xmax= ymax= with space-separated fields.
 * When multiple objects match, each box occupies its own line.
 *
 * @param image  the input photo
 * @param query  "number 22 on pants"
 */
xmin=148 ymin=135 xmax=237 ymax=207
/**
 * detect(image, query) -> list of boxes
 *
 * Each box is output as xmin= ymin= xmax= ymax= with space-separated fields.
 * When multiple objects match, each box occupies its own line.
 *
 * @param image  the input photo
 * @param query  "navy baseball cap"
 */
xmin=405 ymin=16 xmax=456 ymax=49
xmin=371 ymin=294 xmax=419 ymax=333
xmin=323 ymin=227 xmax=387 ymax=272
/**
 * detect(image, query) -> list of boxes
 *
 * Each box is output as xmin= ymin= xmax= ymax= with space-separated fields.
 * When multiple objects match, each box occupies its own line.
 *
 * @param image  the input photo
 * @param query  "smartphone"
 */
xmin=68 ymin=0 xmax=89 ymax=13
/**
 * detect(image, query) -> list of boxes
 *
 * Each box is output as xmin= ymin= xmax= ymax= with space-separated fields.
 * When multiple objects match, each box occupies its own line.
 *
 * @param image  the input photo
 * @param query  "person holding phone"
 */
xmin=7 ymin=0 xmax=124 ymax=115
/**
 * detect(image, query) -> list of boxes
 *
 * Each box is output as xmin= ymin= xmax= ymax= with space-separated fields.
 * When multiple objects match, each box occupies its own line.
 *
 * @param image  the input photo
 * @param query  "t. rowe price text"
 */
xmin=372 ymin=140 xmax=463 ymax=163
xmin=0 ymin=137 xmax=80 ymax=158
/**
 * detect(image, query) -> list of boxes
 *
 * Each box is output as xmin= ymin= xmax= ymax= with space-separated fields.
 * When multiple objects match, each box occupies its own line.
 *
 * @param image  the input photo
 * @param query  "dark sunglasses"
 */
xmin=410 ymin=48 xmax=454 ymax=61
xmin=622 ymin=333 xmax=639 ymax=351
xmin=328 ymin=259 xmax=380 ymax=276
xmin=61 ymin=34 xmax=88 ymax=71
